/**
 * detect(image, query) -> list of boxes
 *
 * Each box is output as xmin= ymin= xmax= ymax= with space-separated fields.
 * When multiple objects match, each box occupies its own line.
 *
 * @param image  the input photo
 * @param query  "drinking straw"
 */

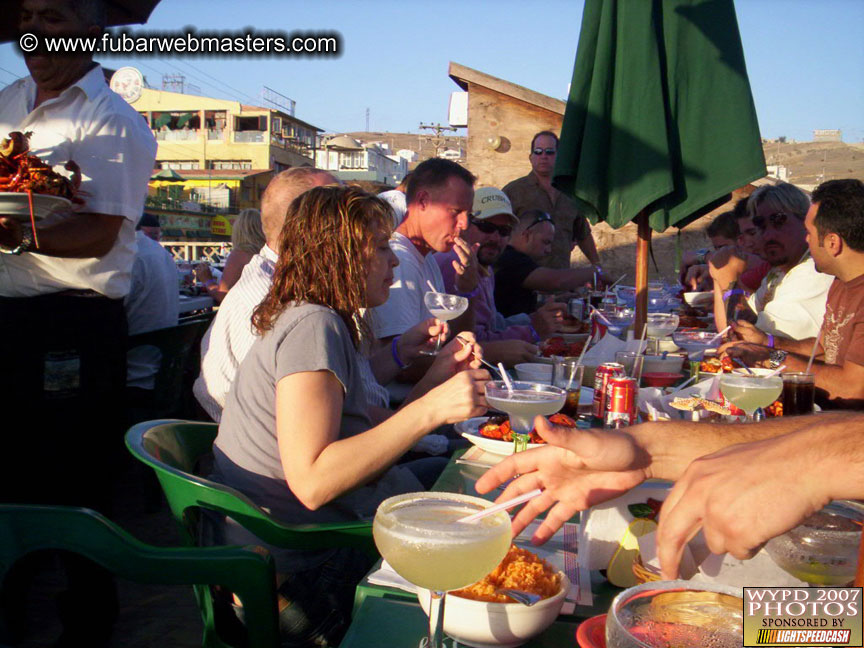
xmin=590 ymin=305 xmax=613 ymax=326
xmin=731 ymin=356 xmax=755 ymax=375
xmin=763 ymin=365 xmax=787 ymax=380
xmin=498 ymin=362 xmax=514 ymax=392
xmin=638 ymin=323 xmax=648 ymax=356
xmin=609 ymin=274 xmax=627 ymax=290
xmin=708 ymin=325 xmax=732 ymax=345
xmin=675 ymin=374 xmax=698 ymax=391
xmin=458 ymin=488 xmax=543 ymax=523
xmin=426 ymin=280 xmax=438 ymax=293
xmin=574 ymin=337 xmax=590 ymax=370
xmin=805 ymin=329 xmax=823 ymax=375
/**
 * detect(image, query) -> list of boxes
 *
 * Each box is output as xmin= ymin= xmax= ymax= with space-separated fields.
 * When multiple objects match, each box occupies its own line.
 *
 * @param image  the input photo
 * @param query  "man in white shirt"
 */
xmin=371 ymin=159 xmax=476 ymax=381
xmin=0 ymin=1 xmax=156 ymax=644
xmin=710 ymin=182 xmax=833 ymax=340
xmin=194 ymin=168 xmax=336 ymax=422
xmin=125 ymin=222 xmax=180 ymax=392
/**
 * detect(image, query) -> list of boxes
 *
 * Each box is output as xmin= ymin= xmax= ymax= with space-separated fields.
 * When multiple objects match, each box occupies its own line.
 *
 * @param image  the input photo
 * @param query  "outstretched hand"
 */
xmin=475 ymin=418 xmax=650 ymax=543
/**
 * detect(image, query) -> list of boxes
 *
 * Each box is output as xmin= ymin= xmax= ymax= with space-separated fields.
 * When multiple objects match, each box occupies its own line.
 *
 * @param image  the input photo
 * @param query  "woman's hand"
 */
xmin=426 ymin=333 xmax=482 ymax=382
xmin=397 ymin=317 xmax=449 ymax=363
xmin=420 ymin=368 xmax=490 ymax=425
xmin=193 ymin=262 xmax=214 ymax=283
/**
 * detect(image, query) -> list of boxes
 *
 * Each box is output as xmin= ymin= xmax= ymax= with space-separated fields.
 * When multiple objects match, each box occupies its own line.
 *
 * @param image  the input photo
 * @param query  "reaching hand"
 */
xmin=475 ymin=419 xmax=650 ymax=543
xmin=730 ymin=320 xmax=768 ymax=345
xmin=530 ymin=301 xmax=567 ymax=338
xmin=657 ymin=430 xmax=830 ymax=579
xmin=423 ymin=333 xmax=483 ymax=387
xmin=719 ymin=341 xmax=772 ymax=367
xmin=193 ymin=262 xmax=214 ymax=283
xmin=708 ymin=245 xmax=748 ymax=289
xmin=684 ymin=264 xmax=711 ymax=292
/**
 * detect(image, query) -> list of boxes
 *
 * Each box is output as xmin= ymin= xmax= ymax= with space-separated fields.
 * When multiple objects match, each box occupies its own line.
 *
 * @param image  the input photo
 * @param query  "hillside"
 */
xmin=764 ymin=140 xmax=864 ymax=186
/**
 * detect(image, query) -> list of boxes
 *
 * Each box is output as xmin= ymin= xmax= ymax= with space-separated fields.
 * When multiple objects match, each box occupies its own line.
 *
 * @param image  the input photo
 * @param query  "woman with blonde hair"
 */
xmin=196 ymin=207 xmax=265 ymax=303
xmin=210 ymin=185 xmax=489 ymax=646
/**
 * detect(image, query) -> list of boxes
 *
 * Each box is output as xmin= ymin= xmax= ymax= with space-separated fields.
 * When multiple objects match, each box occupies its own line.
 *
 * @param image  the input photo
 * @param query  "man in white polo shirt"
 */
xmin=0 ymin=1 xmax=156 ymax=644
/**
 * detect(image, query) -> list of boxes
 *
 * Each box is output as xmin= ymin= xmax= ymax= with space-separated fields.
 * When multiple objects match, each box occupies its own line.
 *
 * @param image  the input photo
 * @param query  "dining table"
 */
xmin=342 ymin=447 xmax=621 ymax=648
xmin=178 ymin=293 xmax=215 ymax=315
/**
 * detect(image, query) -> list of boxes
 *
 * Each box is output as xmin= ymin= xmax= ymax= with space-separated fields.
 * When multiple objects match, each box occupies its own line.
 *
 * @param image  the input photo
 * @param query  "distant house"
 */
xmin=448 ymin=62 xmax=566 ymax=188
xmin=314 ymin=135 xmax=409 ymax=186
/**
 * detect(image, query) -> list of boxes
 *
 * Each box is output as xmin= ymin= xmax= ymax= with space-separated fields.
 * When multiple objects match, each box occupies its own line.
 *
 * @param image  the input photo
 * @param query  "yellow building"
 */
xmin=132 ymin=86 xmax=322 ymax=172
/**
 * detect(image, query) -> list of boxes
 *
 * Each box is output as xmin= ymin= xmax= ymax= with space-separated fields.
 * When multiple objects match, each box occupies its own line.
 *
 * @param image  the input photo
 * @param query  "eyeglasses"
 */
xmin=532 ymin=147 xmax=556 ymax=156
xmin=752 ymin=212 xmax=790 ymax=231
xmin=526 ymin=213 xmax=553 ymax=230
xmin=470 ymin=218 xmax=513 ymax=238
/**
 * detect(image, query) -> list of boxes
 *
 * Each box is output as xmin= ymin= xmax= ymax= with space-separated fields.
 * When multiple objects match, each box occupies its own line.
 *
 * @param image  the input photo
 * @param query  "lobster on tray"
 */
xmin=0 ymin=131 xmax=82 ymax=202
xmin=479 ymin=413 xmax=577 ymax=444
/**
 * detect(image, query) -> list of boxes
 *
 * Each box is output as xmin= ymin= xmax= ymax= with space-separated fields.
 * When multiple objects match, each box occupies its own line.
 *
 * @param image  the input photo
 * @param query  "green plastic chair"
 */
xmin=0 ymin=504 xmax=279 ymax=648
xmin=125 ymin=419 xmax=378 ymax=647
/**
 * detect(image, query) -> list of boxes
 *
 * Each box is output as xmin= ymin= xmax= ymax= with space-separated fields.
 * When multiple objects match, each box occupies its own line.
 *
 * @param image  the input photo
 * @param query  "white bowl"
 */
xmin=514 ymin=363 xmax=553 ymax=384
xmin=642 ymin=354 xmax=686 ymax=374
xmin=417 ymin=573 xmax=569 ymax=648
xmin=731 ymin=366 xmax=774 ymax=376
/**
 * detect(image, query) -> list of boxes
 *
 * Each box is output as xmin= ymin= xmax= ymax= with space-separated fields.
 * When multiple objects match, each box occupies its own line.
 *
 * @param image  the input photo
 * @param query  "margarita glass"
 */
xmin=373 ymin=492 xmax=512 ymax=648
xmin=719 ymin=373 xmax=783 ymax=421
xmin=645 ymin=313 xmax=679 ymax=354
xmin=422 ymin=291 xmax=469 ymax=355
xmin=606 ymin=580 xmax=743 ymax=648
xmin=485 ymin=381 xmax=566 ymax=452
xmin=765 ymin=501 xmax=864 ymax=586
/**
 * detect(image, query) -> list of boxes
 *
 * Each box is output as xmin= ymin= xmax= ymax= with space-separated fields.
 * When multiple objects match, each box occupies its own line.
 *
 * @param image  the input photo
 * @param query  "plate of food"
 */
xmin=0 ymin=192 xmax=71 ymax=221
xmin=455 ymin=413 xmax=578 ymax=456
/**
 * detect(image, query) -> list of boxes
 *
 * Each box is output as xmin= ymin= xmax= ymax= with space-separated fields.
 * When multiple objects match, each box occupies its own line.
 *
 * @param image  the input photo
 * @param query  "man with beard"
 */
xmin=435 ymin=187 xmax=565 ymax=366
xmin=721 ymin=180 xmax=864 ymax=409
xmin=709 ymin=181 xmax=833 ymax=339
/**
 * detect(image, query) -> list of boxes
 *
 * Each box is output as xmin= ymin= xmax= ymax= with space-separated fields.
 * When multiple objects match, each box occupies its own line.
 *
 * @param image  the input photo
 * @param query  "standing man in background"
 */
xmin=504 ymin=131 xmax=603 ymax=273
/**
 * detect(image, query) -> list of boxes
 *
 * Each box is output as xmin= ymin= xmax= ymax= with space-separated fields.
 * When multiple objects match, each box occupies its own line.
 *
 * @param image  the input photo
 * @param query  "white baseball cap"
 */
xmin=472 ymin=187 xmax=518 ymax=225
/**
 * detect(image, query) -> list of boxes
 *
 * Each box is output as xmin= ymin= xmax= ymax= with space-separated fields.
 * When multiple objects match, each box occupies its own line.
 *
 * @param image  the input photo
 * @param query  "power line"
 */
xmin=0 ymin=65 xmax=22 ymax=80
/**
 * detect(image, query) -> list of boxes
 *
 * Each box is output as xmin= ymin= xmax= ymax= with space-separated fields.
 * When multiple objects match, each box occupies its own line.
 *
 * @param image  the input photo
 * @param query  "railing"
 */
xmin=207 ymin=129 xmax=224 ymax=140
xmin=155 ymin=129 xmax=200 ymax=141
xmin=162 ymin=241 xmax=231 ymax=263
xmin=233 ymin=130 xmax=265 ymax=143
xmin=145 ymin=196 xmax=232 ymax=214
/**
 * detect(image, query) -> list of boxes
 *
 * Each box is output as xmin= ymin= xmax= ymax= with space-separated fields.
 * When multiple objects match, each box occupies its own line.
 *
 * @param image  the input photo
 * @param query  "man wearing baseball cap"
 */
xmin=435 ymin=187 xmax=566 ymax=366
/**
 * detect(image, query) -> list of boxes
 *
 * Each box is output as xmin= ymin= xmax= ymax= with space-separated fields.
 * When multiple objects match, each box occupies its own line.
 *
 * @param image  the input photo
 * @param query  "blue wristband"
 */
xmin=528 ymin=325 xmax=541 ymax=344
xmin=766 ymin=334 xmax=775 ymax=348
xmin=456 ymin=287 xmax=480 ymax=299
xmin=391 ymin=335 xmax=408 ymax=369
xmin=723 ymin=288 xmax=745 ymax=302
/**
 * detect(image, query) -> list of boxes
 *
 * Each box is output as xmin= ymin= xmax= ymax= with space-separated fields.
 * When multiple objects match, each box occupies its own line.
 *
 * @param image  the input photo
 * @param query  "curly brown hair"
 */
xmin=251 ymin=185 xmax=393 ymax=347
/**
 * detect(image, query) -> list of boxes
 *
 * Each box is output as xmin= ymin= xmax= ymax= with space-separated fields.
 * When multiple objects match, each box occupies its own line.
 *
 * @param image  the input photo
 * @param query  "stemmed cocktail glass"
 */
xmin=719 ymin=374 xmax=783 ymax=422
xmin=373 ymin=492 xmax=512 ymax=648
xmin=484 ymin=381 xmax=566 ymax=452
xmin=422 ymin=292 xmax=469 ymax=355
xmin=646 ymin=313 xmax=679 ymax=354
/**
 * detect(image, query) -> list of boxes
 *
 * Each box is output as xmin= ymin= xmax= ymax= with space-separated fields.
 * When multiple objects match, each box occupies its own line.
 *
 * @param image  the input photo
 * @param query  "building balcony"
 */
xmin=155 ymin=129 xmax=200 ymax=141
xmin=207 ymin=129 xmax=225 ymax=141
xmin=233 ymin=131 xmax=266 ymax=143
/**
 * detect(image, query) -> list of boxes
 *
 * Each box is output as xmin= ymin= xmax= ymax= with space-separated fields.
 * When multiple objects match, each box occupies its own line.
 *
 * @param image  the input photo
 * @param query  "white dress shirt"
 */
xmin=125 ymin=231 xmax=180 ymax=389
xmin=194 ymin=245 xmax=389 ymax=422
xmin=0 ymin=65 xmax=157 ymax=298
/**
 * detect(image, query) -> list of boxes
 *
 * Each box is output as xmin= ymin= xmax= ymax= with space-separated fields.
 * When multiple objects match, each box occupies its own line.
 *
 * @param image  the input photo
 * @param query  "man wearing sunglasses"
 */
xmin=720 ymin=179 xmax=864 ymax=409
xmin=435 ymin=187 xmax=567 ymax=366
xmin=708 ymin=181 xmax=832 ymax=340
xmin=494 ymin=209 xmax=596 ymax=318
xmin=503 ymin=131 xmax=603 ymax=274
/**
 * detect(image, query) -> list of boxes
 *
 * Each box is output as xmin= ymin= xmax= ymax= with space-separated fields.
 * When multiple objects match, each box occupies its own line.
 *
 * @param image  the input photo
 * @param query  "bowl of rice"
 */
xmin=417 ymin=545 xmax=569 ymax=647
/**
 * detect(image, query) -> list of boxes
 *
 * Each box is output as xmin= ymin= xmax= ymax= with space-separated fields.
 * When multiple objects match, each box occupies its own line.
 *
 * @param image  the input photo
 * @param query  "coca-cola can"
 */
xmin=592 ymin=362 xmax=625 ymax=419
xmin=604 ymin=377 xmax=638 ymax=428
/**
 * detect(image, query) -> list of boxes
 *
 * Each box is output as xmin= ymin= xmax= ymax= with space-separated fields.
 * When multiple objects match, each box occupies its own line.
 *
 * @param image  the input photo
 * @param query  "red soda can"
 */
xmin=605 ymin=377 xmax=638 ymax=428
xmin=592 ymin=362 xmax=625 ymax=419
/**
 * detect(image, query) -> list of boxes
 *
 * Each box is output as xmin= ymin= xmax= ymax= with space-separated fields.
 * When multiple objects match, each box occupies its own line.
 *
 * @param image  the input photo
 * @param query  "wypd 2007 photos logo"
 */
xmin=744 ymin=587 xmax=863 ymax=646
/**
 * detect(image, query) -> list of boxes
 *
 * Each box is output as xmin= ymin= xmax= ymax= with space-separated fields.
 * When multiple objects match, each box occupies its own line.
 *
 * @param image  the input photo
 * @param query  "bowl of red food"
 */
xmin=640 ymin=372 xmax=683 ymax=388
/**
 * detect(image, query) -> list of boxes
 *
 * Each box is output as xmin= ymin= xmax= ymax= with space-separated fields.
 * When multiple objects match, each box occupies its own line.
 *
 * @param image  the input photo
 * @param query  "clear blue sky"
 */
xmin=0 ymin=0 xmax=861 ymax=142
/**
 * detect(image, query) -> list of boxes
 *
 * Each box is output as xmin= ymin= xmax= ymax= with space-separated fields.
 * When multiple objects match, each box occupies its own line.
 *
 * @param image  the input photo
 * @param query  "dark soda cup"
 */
xmin=781 ymin=372 xmax=815 ymax=416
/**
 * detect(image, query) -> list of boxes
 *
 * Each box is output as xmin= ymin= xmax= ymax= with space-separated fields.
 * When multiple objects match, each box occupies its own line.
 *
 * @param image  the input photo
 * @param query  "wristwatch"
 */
xmin=0 ymin=227 xmax=34 ymax=255
xmin=767 ymin=349 xmax=788 ymax=369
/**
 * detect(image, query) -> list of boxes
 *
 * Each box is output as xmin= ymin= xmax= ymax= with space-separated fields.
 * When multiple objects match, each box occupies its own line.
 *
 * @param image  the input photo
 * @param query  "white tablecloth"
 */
xmin=178 ymin=294 xmax=214 ymax=314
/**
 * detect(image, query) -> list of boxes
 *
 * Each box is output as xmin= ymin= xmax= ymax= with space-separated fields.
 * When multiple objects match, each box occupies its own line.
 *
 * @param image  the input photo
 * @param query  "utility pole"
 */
xmin=419 ymin=122 xmax=457 ymax=158
xmin=365 ymin=108 xmax=370 ymax=132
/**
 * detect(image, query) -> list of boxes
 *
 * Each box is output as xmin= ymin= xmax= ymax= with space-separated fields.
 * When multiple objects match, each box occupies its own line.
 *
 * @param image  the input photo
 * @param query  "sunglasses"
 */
xmin=752 ymin=212 xmax=790 ymax=231
xmin=532 ymin=147 xmax=556 ymax=156
xmin=471 ymin=218 xmax=513 ymax=238
xmin=526 ymin=213 xmax=553 ymax=230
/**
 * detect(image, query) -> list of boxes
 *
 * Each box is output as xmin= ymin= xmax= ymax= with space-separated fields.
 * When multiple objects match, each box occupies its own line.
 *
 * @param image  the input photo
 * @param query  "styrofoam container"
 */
xmin=514 ymin=363 xmax=553 ymax=384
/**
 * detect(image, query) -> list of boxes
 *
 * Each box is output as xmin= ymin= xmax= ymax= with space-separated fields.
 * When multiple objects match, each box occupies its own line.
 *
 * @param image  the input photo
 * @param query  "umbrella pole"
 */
xmin=634 ymin=211 xmax=651 ymax=336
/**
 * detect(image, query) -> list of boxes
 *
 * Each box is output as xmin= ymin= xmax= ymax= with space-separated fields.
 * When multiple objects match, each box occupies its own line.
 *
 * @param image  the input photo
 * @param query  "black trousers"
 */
xmin=0 ymin=293 xmax=127 ymax=646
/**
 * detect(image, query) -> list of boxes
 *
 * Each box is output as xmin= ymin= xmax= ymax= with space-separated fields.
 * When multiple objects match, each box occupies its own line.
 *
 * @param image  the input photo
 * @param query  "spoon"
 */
xmin=496 ymin=588 xmax=543 ymax=606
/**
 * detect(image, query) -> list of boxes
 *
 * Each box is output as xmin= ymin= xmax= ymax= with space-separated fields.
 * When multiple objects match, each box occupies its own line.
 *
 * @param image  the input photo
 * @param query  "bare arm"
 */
xmin=0 ymin=212 xmax=123 ymax=258
xmin=276 ymin=368 xmax=487 ymax=510
xmin=575 ymin=231 xmax=600 ymax=266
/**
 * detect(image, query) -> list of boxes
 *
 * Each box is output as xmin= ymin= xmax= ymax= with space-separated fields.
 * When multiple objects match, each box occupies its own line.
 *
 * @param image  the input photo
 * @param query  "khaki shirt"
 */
xmin=503 ymin=172 xmax=592 ymax=269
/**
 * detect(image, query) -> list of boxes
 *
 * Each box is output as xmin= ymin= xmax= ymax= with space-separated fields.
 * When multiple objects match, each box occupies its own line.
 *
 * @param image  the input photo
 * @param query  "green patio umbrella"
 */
xmin=554 ymin=0 xmax=766 ymax=333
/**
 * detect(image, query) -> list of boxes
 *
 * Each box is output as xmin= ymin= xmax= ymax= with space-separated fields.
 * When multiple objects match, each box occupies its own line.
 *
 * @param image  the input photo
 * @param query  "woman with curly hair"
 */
xmin=211 ymin=185 xmax=489 ymax=647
